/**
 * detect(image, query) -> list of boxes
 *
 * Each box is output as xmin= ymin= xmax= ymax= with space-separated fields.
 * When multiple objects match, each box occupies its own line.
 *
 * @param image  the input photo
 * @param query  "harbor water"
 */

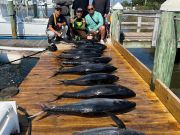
xmin=0 ymin=58 xmax=38 ymax=90
xmin=128 ymin=48 xmax=180 ymax=98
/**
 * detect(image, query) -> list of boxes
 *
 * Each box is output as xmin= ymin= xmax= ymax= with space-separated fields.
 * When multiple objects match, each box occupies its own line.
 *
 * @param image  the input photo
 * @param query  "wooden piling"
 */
xmin=45 ymin=2 xmax=48 ymax=17
xmin=151 ymin=12 xmax=177 ymax=89
xmin=33 ymin=0 xmax=38 ymax=18
xmin=8 ymin=0 xmax=17 ymax=38
xmin=175 ymin=13 xmax=180 ymax=47
xmin=111 ymin=10 xmax=122 ymax=43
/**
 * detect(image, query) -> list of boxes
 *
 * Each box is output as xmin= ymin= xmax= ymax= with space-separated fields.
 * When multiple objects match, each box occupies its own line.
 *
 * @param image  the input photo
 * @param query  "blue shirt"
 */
xmin=85 ymin=11 xmax=104 ymax=32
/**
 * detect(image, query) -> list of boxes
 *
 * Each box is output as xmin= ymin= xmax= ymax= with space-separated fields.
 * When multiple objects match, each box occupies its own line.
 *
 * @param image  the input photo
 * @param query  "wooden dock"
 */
xmin=12 ymin=41 xmax=180 ymax=135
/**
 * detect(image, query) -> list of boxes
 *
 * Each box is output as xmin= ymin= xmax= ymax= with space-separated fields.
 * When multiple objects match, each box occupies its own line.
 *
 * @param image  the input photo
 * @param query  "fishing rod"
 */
xmin=0 ymin=43 xmax=58 ymax=67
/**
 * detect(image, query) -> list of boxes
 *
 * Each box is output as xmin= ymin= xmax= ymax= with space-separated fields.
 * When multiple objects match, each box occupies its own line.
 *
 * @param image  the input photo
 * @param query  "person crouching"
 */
xmin=46 ymin=5 xmax=68 ymax=44
xmin=70 ymin=8 xmax=87 ymax=40
xmin=85 ymin=5 xmax=106 ymax=44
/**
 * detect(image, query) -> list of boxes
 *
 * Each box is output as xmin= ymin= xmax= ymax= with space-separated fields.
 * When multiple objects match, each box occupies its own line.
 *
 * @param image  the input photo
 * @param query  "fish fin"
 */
xmin=28 ymin=111 xmax=44 ymax=119
xmin=105 ymin=112 xmax=126 ymax=129
xmin=28 ymin=104 xmax=49 ymax=119
xmin=47 ymin=94 xmax=63 ymax=102
xmin=58 ymin=80 xmax=65 ymax=84
xmin=50 ymin=71 xmax=60 ymax=78
xmin=59 ymin=63 xmax=64 ymax=70
xmin=36 ymin=112 xmax=51 ymax=121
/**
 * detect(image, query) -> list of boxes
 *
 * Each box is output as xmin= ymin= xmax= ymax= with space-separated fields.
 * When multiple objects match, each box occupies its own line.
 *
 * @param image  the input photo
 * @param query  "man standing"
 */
xmin=46 ymin=5 xmax=68 ymax=43
xmin=85 ymin=5 xmax=105 ymax=44
xmin=92 ymin=0 xmax=110 ymax=18
xmin=72 ymin=0 xmax=89 ymax=17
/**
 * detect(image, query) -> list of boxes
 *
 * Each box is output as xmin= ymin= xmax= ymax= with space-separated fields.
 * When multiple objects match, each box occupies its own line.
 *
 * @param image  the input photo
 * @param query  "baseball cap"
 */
xmin=76 ymin=8 xmax=83 ymax=12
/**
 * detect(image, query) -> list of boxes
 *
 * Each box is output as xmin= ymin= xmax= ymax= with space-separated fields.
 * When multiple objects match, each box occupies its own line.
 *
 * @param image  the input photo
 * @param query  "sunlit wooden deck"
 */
xmin=12 ymin=41 xmax=180 ymax=135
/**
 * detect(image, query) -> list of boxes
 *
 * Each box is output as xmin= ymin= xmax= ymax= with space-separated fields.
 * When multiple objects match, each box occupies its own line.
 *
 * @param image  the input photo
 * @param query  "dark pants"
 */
xmin=70 ymin=28 xmax=87 ymax=39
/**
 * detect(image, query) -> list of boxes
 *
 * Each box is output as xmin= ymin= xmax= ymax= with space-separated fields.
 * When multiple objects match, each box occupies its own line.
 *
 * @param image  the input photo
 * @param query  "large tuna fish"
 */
xmin=73 ymin=41 xmax=107 ymax=50
xmin=49 ymin=85 xmax=136 ymax=102
xmin=58 ymin=53 xmax=102 ymax=59
xmin=53 ymin=64 xmax=117 ymax=76
xmin=61 ymin=57 xmax=112 ymax=66
xmin=29 ymin=98 xmax=136 ymax=118
xmin=73 ymin=113 xmax=145 ymax=135
xmin=63 ymin=48 xmax=103 ymax=54
xmin=59 ymin=73 xmax=119 ymax=86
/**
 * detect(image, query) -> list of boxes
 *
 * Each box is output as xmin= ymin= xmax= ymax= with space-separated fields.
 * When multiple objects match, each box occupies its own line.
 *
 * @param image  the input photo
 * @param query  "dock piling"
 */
xmin=32 ymin=0 xmax=38 ymax=18
xmin=151 ymin=0 xmax=179 ymax=89
xmin=7 ymin=0 xmax=17 ymax=38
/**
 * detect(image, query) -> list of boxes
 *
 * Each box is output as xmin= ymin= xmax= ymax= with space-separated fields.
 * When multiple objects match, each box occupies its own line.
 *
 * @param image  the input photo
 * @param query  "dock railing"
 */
xmin=111 ymin=9 xmax=180 ymax=123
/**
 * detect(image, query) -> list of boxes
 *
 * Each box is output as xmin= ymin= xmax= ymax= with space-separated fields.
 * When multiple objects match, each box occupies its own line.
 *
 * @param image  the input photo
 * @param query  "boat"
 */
xmin=0 ymin=0 xmax=55 ymax=38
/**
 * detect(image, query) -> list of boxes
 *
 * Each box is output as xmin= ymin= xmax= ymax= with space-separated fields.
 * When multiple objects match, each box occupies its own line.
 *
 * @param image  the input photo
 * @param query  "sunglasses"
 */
xmin=88 ymin=8 xmax=94 ymax=11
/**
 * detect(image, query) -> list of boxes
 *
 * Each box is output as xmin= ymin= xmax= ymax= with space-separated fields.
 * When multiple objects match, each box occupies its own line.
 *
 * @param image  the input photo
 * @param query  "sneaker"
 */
xmin=100 ymin=39 xmax=105 ymax=44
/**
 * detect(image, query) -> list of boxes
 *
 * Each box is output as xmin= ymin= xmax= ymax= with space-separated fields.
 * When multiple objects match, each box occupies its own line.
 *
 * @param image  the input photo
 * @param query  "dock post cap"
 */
xmin=160 ymin=0 xmax=180 ymax=11
xmin=112 ymin=2 xmax=123 ymax=10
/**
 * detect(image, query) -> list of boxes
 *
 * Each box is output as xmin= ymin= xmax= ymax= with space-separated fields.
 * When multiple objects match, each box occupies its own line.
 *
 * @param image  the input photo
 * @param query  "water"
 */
xmin=128 ymin=48 xmax=180 ymax=98
xmin=0 ymin=58 xmax=39 ymax=90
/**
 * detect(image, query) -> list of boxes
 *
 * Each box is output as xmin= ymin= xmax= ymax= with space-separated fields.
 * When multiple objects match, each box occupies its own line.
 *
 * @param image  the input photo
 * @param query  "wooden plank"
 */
xmin=12 ymin=44 xmax=180 ymax=135
xmin=112 ymin=40 xmax=152 ymax=85
xmin=154 ymin=79 xmax=180 ymax=123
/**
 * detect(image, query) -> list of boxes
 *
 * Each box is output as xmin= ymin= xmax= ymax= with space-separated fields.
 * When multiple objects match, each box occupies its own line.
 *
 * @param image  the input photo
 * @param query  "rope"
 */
xmin=0 ymin=48 xmax=48 ymax=67
xmin=174 ymin=17 xmax=180 ymax=21
xmin=17 ymin=105 xmax=32 ymax=135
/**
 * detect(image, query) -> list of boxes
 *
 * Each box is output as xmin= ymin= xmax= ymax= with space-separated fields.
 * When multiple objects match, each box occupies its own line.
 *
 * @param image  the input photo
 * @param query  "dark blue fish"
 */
xmin=73 ymin=113 xmax=145 ymax=135
xmin=30 ymin=98 xmax=136 ymax=118
xmin=59 ymin=73 xmax=119 ymax=86
xmin=49 ymin=85 xmax=136 ymax=102
xmin=61 ymin=57 xmax=112 ymax=66
xmin=53 ymin=64 xmax=117 ymax=76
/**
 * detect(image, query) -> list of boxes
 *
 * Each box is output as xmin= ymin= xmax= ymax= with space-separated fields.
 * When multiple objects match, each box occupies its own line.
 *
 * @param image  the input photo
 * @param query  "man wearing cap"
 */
xmin=85 ymin=5 xmax=105 ymax=44
xmin=70 ymin=8 xmax=87 ymax=40
xmin=46 ymin=5 xmax=68 ymax=43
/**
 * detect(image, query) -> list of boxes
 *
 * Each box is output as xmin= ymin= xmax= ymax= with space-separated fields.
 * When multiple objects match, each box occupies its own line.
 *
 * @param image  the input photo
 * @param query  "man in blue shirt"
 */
xmin=85 ymin=5 xmax=106 ymax=44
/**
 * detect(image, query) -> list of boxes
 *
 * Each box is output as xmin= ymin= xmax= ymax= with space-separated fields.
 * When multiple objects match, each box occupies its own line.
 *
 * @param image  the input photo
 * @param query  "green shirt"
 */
xmin=85 ymin=11 xmax=103 ymax=32
xmin=72 ymin=18 xmax=86 ymax=30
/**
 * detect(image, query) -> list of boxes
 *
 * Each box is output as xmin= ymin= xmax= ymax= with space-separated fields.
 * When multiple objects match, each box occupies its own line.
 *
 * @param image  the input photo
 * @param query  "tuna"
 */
xmin=73 ymin=113 xmax=145 ymax=135
xmin=61 ymin=57 xmax=112 ymax=66
xmin=58 ymin=53 xmax=102 ymax=59
xmin=30 ymin=98 xmax=136 ymax=118
xmin=59 ymin=73 xmax=119 ymax=86
xmin=53 ymin=64 xmax=117 ymax=76
xmin=49 ymin=85 xmax=136 ymax=102
xmin=63 ymin=48 xmax=103 ymax=54
xmin=75 ymin=45 xmax=107 ymax=51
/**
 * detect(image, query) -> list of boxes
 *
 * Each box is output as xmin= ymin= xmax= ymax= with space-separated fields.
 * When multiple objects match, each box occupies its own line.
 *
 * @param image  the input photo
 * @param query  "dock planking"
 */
xmin=12 ymin=43 xmax=180 ymax=135
xmin=0 ymin=39 xmax=48 ymax=48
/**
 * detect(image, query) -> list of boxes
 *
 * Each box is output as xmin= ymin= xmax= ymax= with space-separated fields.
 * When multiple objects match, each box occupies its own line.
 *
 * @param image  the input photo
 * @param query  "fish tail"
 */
xmin=48 ymin=94 xmax=63 ymax=102
xmin=28 ymin=104 xmax=46 ymax=119
xmin=59 ymin=64 xmax=64 ymax=70
xmin=50 ymin=71 xmax=60 ymax=78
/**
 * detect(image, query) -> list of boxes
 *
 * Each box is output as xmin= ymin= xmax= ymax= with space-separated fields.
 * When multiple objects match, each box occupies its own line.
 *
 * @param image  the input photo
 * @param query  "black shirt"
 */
xmin=56 ymin=0 xmax=73 ymax=16
xmin=72 ymin=0 xmax=89 ymax=17
xmin=47 ymin=14 xmax=66 ymax=29
xmin=93 ymin=0 xmax=110 ymax=16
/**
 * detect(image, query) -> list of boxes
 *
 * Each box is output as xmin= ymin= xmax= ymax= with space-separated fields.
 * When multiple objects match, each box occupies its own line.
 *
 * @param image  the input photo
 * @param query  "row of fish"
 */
xmin=31 ymin=41 xmax=144 ymax=134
